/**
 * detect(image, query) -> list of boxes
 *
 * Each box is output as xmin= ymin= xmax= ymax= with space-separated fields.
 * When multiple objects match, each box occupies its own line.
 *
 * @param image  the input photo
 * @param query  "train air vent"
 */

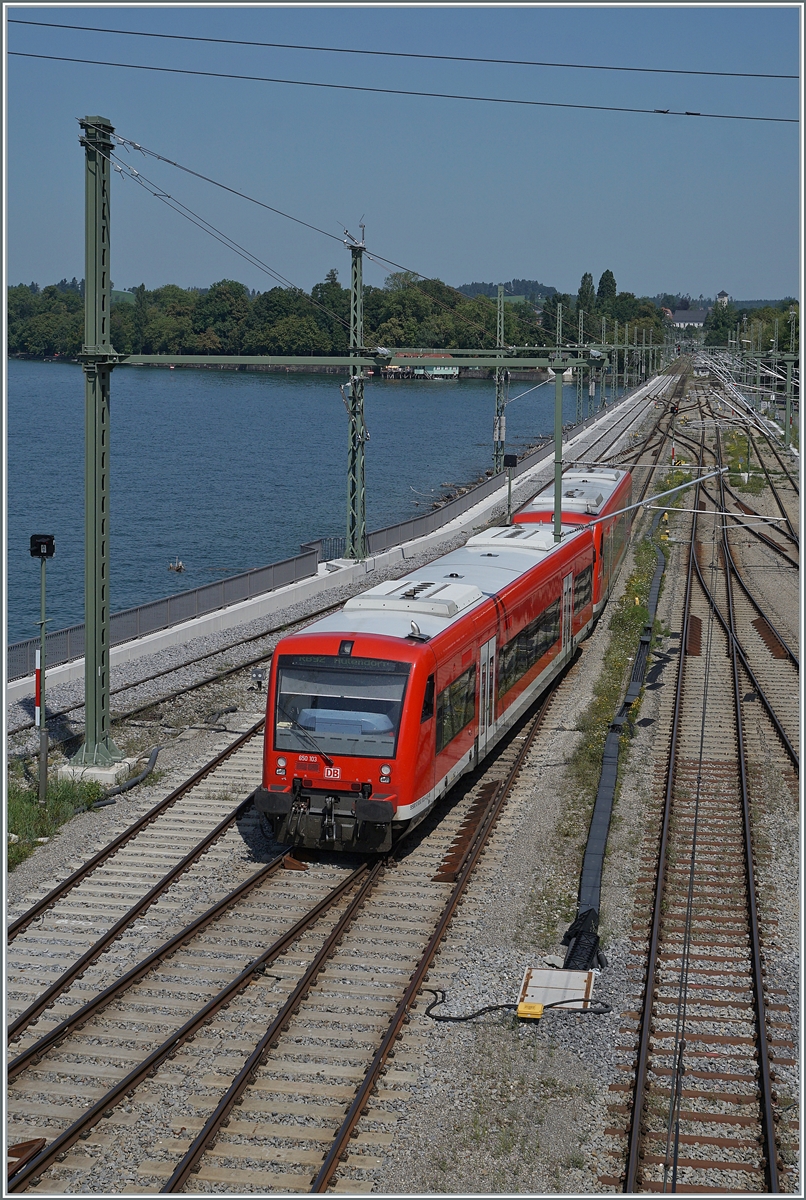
xmin=344 ymin=579 xmax=483 ymax=618
xmin=400 ymin=581 xmax=436 ymax=599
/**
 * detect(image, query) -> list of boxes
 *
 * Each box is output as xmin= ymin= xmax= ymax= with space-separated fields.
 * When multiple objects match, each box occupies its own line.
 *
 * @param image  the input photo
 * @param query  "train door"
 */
xmin=602 ymin=525 xmax=614 ymax=596
xmin=477 ymin=637 xmax=497 ymax=758
xmin=562 ymin=573 xmax=574 ymax=653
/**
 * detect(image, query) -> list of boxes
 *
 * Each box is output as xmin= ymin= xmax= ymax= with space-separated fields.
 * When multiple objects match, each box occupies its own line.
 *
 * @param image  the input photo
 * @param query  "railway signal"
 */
xmin=30 ymin=533 xmax=55 ymax=805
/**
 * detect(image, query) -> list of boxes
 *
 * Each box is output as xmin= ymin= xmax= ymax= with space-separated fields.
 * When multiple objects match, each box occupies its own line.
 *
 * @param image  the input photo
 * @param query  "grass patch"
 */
xmin=569 ymin=536 xmax=661 ymax=805
xmin=7 ymin=774 xmax=102 ymax=871
xmin=722 ymin=430 xmax=765 ymax=494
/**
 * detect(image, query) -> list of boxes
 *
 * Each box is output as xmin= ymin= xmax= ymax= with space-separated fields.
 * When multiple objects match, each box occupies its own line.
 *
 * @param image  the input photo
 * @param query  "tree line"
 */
xmin=704 ymin=299 xmax=799 ymax=355
xmin=8 ymin=267 xmax=715 ymax=359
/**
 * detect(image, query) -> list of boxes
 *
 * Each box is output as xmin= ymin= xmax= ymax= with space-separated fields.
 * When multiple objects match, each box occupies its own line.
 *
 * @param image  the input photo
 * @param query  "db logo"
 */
xmin=324 ymin=766 xmax=341 ymax=779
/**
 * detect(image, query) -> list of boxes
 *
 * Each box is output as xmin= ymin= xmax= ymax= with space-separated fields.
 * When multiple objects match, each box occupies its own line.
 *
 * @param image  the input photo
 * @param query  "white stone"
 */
xmin=57 ymin=757 xmax=137 ymax=786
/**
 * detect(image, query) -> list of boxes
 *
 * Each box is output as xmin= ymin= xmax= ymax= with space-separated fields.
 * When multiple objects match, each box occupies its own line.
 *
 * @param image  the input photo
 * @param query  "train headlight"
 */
xmin=277 ymin=757 xmax=287 ymax=768
xmin=380 ymin=764 xmax=392 ymax=779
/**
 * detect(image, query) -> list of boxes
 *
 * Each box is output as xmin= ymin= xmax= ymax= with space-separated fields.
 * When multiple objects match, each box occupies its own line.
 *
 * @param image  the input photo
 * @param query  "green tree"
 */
xmin=597 ymin=269 xmax=617 ymax=303
xmin=261 ymin=315 xmax=331 ymax=355
xmin=577 ymin=272 xmax=596 ymax=315
xmin=133 ymin=283 xmax=148 ymax=353
xmin=193 ymin=280 xmax=250 ymax=352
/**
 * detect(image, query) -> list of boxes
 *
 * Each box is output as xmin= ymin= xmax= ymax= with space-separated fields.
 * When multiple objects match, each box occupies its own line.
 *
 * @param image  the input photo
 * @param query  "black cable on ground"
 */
xmin=423 ymin=988 xmax=612 ymax=1021
xmin=94 ymin=746 xmax=161 ymax=807
xmin=562 ymin=505 xmax=670 ymax=971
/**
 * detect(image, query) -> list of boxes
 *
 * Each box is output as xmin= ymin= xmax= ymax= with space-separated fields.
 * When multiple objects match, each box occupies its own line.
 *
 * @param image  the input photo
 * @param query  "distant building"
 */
xmin=716 ymin=290 xmax=730 ymax=307
xmin=389 ymin=353 xmax=459 ymax=379
xmin=672 ymin=308 xmax=710 ymax=328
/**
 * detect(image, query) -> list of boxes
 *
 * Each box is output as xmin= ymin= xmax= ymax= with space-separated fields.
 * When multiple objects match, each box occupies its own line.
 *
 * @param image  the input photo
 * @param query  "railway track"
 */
xmin=6 ymin=720 xmax=268 ymax=1042
xmin=6 ymin=369 xmax=688 ymax=1193
xmin=599 ymin=412 xmax=798 ymax=1193
xmin=7 ymin=671 xmax=560 ymax=1194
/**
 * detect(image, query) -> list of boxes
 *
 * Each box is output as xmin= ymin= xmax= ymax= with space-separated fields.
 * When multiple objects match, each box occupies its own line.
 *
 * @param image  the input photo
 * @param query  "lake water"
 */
xmin=7 ymin=359 xmax=614 ymax=644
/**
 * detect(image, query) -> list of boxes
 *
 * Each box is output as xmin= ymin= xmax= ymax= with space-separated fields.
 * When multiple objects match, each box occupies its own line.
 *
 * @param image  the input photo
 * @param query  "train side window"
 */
xmin=436 ymin=665 xmax=476 ymax=753
xmin=573 ymin=564 xmax=593 ymax=614
xmin=421 ymin=675 xmax=435 ymax=722
xmin=497 ymin=599 xmax=560 ymax=699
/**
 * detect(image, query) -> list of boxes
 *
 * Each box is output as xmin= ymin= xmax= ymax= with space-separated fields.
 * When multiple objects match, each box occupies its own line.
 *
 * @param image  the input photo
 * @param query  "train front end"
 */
xmin=256 ymin=632 xmax=433 ymax=854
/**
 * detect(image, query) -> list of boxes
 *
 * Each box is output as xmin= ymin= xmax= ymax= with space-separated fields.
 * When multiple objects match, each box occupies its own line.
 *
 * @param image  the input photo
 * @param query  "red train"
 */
xmin=256 ymin=467 xmax=632 ymax=853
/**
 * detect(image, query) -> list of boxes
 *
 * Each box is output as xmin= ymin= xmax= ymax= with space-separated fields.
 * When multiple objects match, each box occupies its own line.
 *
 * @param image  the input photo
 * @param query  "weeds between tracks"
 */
xmin=6 ymin=773 xmax=103 ymax=870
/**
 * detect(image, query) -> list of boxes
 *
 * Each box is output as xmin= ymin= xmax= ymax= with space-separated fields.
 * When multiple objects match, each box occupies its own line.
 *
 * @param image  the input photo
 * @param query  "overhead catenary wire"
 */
xmin=11 ymin=20 xmax=798 ymax=80
xmin=94 ymin=126 xmax=344 ymax=245
xmin=85 ymin=120 xmax=518 ymax=350
xmin=12 ymin=53 xmax=797 ymax=124
xmin=84 ymin=121 xmax=604 ymax=353
xmin=99 ymin=144 xmax=353 ymax=335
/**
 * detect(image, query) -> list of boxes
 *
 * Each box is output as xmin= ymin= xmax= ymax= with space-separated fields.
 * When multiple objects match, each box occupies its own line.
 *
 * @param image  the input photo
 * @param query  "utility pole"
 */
xmin=556 ymin=300 xmax=563 ymax=351
xmin=785 ymin=356 xmax=793 ymax=449
xmin=552 ymin=349 xmax=565 ymax=544
xmin=72 ymin=116 xmax=122 ymax=768
xmin=624 ymin=323 xmax=629 ymax=391
xmin=613 ymin=319 xmax=619 ymax=400
xmin=601 ymin=316 xmax=607 ymax=410
xmin=493 ymin=285 xmax=506 ymax=473
xmin=576 ymin=308 xmax=584 ymax=423
xmin=346 ymin=230 xmax=367 ymax=560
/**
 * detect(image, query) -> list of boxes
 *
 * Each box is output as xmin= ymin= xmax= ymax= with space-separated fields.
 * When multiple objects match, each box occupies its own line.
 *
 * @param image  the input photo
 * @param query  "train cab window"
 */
xmin=421 ymin=675 xmax=435 ymax=722
xmin=274 ymin=654 xmax=410 ymax=759
xmin=574 ymin=564 xmax=593 ymax=614
xmin=436 ymin=665 xmax=477 ymax=754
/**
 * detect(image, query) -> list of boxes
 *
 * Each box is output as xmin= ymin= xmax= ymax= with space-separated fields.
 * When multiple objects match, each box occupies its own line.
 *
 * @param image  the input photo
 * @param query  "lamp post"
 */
xmin=504 ymin=453 xmax=517 ymax=524
xmin=30 ymin=534 xmax=55 ymax=806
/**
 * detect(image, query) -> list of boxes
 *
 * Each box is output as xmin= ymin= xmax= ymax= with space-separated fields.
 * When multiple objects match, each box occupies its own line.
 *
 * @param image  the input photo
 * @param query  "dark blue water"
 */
xmin=7 ymin=360 xmax=612 ymax=643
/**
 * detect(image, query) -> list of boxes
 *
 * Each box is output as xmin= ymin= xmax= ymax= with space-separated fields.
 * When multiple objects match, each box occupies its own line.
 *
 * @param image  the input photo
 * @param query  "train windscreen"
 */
xmin=274 ymin=655 xmax=410 ymax=758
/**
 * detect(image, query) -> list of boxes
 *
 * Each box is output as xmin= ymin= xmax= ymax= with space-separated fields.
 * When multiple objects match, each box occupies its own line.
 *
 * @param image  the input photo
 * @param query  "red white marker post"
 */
xmin=35 ymin=649 xmax=42 ymax=730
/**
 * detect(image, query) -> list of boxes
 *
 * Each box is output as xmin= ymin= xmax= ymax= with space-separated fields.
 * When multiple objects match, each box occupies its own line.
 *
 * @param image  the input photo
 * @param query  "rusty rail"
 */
xmin=8 ymin=864 xmax=368 ymax=1192
xmin=7 ymin=718 xmax=265 ymax=942
xmin=311 ymin=691 xmax=551 ymax=1193
xmin=7 ymin=850 xmax=295 ymax=1079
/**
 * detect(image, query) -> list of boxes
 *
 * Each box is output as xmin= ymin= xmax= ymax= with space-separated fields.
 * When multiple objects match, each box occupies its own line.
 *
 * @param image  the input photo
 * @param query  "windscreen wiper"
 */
xmin=277 ymin=701 xmax=335 ymax=767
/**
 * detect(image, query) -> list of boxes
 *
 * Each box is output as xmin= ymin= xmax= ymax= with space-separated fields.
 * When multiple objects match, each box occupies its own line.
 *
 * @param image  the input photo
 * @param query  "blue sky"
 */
xmin=6 ymin=5 xmax=801 ymax=300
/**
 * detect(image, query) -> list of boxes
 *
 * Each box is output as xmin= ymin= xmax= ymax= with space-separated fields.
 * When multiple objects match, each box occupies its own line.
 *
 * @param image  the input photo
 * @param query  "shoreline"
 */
xmin=10 ymin=355 xmax=552 ymax=382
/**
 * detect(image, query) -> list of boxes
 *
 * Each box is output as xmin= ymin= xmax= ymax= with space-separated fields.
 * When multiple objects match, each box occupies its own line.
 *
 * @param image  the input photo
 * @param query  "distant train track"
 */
xmin=600 ymin=387 xmax=798 ymax=1194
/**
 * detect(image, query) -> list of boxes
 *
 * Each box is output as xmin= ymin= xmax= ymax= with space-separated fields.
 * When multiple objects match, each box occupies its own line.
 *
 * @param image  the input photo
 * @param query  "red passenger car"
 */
xmin=256 ymin=472 xmax=632 ymax=854
xmin=512 ymin=467 xmax=633 ymax=611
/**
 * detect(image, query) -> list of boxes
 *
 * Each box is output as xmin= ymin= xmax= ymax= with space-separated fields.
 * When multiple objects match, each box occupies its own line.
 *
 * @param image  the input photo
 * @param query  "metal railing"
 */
xmin=8 ymin=380 xmax=650 ymax=682
xmin=8 ymin=549 xmax=319 ymax=681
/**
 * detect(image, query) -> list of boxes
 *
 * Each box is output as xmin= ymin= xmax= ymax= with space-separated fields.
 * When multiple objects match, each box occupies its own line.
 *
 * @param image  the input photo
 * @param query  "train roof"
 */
xmin=516 ymin=466 xmax=629 ymax=520
xmin=299 ymin=523 xmax=588 ymax=644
